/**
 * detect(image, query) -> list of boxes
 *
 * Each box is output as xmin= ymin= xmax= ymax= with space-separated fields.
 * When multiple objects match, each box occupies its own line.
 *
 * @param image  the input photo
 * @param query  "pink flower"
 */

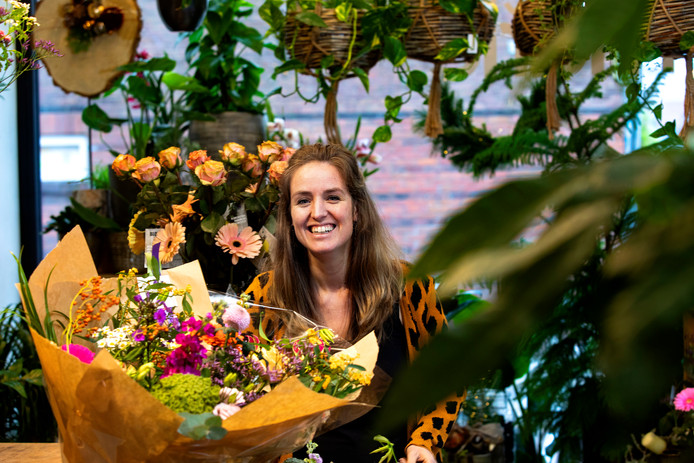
xmin=215 ymin=223 xmax=263 ymax=265
xmin=61 ymin=344 xmax=95 ymax=364
xmin=158 ymin=147 xmax=182 ymax=169
xmin=132 ymin=157 xmax=161 ymax=183
xmin=222 ymin=304 xmax=251 ymax=331
xmin=186 ymin=150 xmax=210 ymax=170
xmin=213 ymin=403 xmax=241 ymax=420
xmin=674 ymin=388 xmax=694 ymax=411
xmin=195 ymin=160 xmax=227 ymax=186
xmin=242 ymin=154 xmax=263 ymax=178
xmin=280 ymin=147 xmax=296 ymax=162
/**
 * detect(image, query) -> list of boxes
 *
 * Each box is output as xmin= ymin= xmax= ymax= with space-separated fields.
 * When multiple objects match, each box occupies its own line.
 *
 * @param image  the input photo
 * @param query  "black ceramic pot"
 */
xmin=157 ymin=0 xmax=207 ymax=32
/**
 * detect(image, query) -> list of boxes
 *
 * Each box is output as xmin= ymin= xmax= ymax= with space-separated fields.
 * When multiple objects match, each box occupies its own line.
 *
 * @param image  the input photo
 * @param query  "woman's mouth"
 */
xmin=310 ymin=224 xmax=335 ymax=234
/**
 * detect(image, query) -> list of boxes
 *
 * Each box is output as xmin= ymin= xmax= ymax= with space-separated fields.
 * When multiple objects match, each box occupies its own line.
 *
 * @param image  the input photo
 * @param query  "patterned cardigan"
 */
xmin=242 ymin=269 xmax=465 ymax=459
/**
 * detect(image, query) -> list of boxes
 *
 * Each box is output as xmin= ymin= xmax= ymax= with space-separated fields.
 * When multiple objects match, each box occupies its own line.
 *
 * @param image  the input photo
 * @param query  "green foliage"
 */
xmin=178 ymin=412 xmax=226 ymax=440
xmin=0 ymin=305 xmax=57 ymax=442
xmin=81 ymin=55 xmax=206 ymax=159
xmin=151 ymin=374 xmax=221 ymax=414
xmin=183 ymin=0 xmax=278 ymax=115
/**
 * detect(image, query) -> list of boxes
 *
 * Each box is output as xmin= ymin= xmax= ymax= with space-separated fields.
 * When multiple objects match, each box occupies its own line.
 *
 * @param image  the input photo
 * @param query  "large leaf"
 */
xmin=69 ymin=198 xmax=122 ymax=232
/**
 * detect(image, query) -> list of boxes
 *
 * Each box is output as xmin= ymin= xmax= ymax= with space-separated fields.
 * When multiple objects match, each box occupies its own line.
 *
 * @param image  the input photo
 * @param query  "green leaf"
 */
xmin=82 ymin=104 xmax=113 ymax=133
xmin=653 ymin=104 xmax=663 ymax=121
xmin=178 ymin=412 xmax=226 ymax=440
xmin=438 ymin=0 xmax=475 ymax=15
xmin=372 ymin=125 xmax=392 ymax=143
xmin=680 ymin=31 xmax=694 ymax=51
xmin=352 ymin=67 xmax=369 ymax=92
xmin=443 ymin=68 xmax=469 ymax=82
xmin=406 ymin=70 xmax=428 ymax=92
xmin=649 ymin=121 xmax=677 ymax=139
xmin=201 ymin=212 xmax=225 ymax=234
xmin=118 ymin=56 xmax=176 ymax=73
xmin=383 ymin=37 xmax=407 ymax=67
xmin=295 ymin=11 xmax=328 ymax=28
xmin=272 ymin=59 xmax=306 ymax=78
xmin=162 ymin=72 xmax=208 ymax=93
xmin=435 ymin=38 xmax=469 ymax=61
xmin=69 ymin=198 xmax=122 ymax=232
xmin=335 ymin=3 xmax=353 ymax=23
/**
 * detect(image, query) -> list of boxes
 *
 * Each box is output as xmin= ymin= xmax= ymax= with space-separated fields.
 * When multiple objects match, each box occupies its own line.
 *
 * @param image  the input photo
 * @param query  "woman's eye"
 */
xmin=296 ymin=198 xmax=309 ymax=205
xmin=327 ymin=195 xmax=341 ymax=202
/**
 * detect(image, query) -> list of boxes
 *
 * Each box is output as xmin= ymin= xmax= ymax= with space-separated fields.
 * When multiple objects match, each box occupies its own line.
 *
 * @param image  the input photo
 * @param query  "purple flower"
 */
xmin=308 ymin=453 xmax=323 ymax=463
xmin=133 ymin=294 xmax=143 ymax=303
xmin=204 ymin=323 xmax=216 ymax=337
xmin=183 ymin=317 xmax=202 ymax=333
xmin=154 ymin=308 xmax=167 ymax=324
xmin=132 ymin=330 xmax=145 ymax=342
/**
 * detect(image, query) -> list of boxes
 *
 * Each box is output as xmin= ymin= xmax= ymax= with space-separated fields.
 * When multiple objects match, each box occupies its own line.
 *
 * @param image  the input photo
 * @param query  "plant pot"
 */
xmin=104 ymin=231 xmax=145 ymax=274
xmin=109 ymin=168 xmax=140 ymax=229
xmin=189 ymin=111 xmax=266 ymax=155
xmin=157 ymin=0 xmax=207 ymax=32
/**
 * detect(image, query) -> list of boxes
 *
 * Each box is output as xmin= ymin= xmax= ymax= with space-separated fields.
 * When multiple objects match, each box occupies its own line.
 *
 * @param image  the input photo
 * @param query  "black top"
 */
xmin=295 ymin=303 xmax=409 ymax=462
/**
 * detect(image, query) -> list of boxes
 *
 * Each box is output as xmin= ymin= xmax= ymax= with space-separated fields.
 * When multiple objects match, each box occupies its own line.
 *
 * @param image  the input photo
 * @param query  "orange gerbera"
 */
xmin=153 ymin=222 xmax=186 ymax=264
xmin=215 ymin=223 xmax=262 ymax=265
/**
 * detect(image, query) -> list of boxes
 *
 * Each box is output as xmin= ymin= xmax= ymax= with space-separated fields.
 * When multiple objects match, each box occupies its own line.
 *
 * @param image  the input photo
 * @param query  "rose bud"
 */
xmin=195 ymin=160 xmax=227 ymax=186
xmin=131 ymin=157 xmax=161 ymax=183
xmin=186 ymin=150 xmax=210 ymax=170
xmin=158 ymin=147 xmax=182 ymax=169
xmin=219 ymin=142 xmax=247 ymax=166
xmin=257 ymin=141 xmax=282 ymax=163
xmin=112 ymin=153 xmax=136 ymax=176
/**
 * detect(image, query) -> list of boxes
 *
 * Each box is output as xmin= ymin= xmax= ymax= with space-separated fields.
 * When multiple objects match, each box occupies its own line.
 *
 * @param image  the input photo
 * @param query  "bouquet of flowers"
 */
xmin=17 ymin=227 xmax=377 ymax=463
xmin=112 ymin=140 xmax=294 ymax=293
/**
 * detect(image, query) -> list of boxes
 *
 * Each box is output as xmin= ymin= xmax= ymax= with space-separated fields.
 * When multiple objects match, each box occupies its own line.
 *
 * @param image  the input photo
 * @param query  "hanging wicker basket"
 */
xmin=283 ymin=8 xmax=380 ymax=75
xmin=511 ymin=0 xmax=575 ymax=57
xmin=643 ymin=0 xmax=694 ymax=58
xmin=404 ymin=0 xmax=496 ymax=63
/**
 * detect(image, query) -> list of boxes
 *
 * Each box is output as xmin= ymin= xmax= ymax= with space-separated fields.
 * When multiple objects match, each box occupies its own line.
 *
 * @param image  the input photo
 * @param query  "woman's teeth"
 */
xmin=311 ymin=225 xmax=335 ymax=234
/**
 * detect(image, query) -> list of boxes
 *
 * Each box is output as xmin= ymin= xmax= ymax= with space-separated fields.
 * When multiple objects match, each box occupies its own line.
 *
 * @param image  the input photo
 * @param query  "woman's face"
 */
xmin=289 ymin=161 xmax=355 ymax=261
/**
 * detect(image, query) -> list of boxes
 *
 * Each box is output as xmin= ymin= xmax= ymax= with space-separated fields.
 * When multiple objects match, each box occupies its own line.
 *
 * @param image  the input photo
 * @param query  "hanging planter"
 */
xmin=644 ymin=0 xmax=694 ymax=137
xmin=281 ymin=6 xmax=381 ymax=145
xmin=512 ymin=0 xmax=576 ymax=139
xmin=157 ymin=0 xmax=207 ymax=32
xmin=403 ymin=0 xmax=496 ymax=137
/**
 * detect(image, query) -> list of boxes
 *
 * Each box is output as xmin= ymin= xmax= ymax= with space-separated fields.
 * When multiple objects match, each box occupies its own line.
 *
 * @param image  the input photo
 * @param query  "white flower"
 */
xmin=213 ymin=403 xmax=241 ymax=420
xmin=266 ymin=118 xmax=285 ymax=133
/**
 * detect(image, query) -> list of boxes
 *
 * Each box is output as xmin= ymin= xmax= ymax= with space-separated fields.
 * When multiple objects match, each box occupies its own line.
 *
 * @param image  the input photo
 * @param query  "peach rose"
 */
xmin=112 ymin=153 xmax=136 ymax=176
xmin=242 ymin=154 xmax=264 ymax=178
xmin=219 ymin=142 xmax=247 ymax=165
xmin=268 ymin=160 xmax=288 ymax=186
xmin=280 ymin=147 xmax=296 ymax=162
xmin=257 ymin=141 xmax=282 ymax=163
xmin=186 ymin=150 xmax=210 ymax=170
xmin=158 ymin=147 xmax=182 ymax=169
xmin=131 ymin=157 xmax=161 ymax=183
xmin=195 ymin=160 xmax=227 ymax=186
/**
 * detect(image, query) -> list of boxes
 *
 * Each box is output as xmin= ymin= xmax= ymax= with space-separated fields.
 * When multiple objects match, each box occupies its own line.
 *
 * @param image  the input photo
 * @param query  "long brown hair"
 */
xmin=269 ymin=143 xmax=403 ymax=340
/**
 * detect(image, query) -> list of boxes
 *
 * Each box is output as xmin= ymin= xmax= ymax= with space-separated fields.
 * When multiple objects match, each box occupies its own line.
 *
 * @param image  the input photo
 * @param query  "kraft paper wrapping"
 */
xmin=21 ymin=227 xmax=378 ymax=462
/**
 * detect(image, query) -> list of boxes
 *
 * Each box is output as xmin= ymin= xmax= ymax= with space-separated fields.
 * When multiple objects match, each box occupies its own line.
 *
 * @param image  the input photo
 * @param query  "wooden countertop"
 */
xmin=0 ymin=443 xmax=62 ymax=462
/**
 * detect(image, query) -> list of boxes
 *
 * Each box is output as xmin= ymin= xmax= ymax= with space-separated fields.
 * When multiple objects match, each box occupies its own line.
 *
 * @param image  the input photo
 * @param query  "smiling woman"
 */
xmin=242 ymin=143 xmax=465 ymax=463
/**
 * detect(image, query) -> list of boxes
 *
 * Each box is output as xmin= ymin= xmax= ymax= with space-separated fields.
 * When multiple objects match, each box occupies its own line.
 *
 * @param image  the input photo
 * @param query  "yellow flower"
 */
xmin=127 ymin=211 xmax=145 ymax=255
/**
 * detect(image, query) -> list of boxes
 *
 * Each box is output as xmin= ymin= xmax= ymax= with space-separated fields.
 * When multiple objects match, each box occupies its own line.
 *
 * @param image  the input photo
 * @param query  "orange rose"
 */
xmin=112 ymin=153 xmax=136 ymax=176
xmin=268 ymin=160 xmax=288 ymax=186
xmin=242 ymin=154 xmax=263 ymax=178
xmin=195 ymin=160 xmax=227 ymax=186
xmin=219 ymin=142 xmax=247 ymax=165
xmin=186 ymin=150 xmax=210 ymax=170
xmin=158 ymin=147 xmax=182 ymax=169
xmin=257 ymin=141 xmax=282 ymax=163
xmin=131 ymin=157 xmax=161 ymax=183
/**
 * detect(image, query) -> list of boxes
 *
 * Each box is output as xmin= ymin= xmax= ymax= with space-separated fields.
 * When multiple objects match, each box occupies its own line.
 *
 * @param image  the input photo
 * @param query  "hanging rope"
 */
xmin=545 ymin=61 xmax=560 ymax=140
xmin=324 ymin=80 xmax=342 ymax=145
xmin=681 ymin=50 xmax=694 ymax=139
xmin=425 ymin=62 xmax=444 ymax=138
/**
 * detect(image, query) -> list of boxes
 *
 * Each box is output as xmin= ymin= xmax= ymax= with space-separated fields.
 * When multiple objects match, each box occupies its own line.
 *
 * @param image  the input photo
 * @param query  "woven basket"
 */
xmin=644 ymin=0 xmax=694 ymax=57
xmin=283 ymin=9 xmax=380 ymax=75
xmin=512 ymin=0 xmax=572 ymax=56
xmin=404 ymin=0 xmax=496 ymax=63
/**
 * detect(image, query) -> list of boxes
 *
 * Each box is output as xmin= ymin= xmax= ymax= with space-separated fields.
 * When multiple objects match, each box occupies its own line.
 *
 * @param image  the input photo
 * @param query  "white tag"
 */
xmin=467 ymin=33 xmax=478 ymax=55
xmin=233 ymin=203 xmax=249 ymax=229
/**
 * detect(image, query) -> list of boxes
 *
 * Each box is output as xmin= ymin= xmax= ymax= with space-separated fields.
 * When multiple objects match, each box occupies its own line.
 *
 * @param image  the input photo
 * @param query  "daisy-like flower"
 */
xmin=215 ymin=223 xmax=262 ymax=265
xmin=127 ymin=210 xmax=145 ymax=255
xmin=154 ymin=222 xmax=186 ymax=264
xmin=674 ymin=387 xmax=694 ymax=411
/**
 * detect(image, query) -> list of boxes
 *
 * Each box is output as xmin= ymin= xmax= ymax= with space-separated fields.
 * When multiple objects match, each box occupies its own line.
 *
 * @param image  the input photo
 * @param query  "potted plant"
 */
xmin=183 ymin=0 xmax=279 ymax=154
xmin=260 ymin=0 xmax=429 ymax=145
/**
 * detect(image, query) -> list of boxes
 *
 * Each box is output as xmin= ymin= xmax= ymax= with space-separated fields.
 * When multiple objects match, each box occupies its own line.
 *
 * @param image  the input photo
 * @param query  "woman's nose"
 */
xmin=311 ymin=199 xmax=326 ymax=218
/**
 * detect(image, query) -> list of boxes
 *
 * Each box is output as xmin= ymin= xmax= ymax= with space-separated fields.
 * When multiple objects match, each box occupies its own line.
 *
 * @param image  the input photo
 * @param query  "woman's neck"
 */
xmin=307 ymin=253 xmax=352 ymax=338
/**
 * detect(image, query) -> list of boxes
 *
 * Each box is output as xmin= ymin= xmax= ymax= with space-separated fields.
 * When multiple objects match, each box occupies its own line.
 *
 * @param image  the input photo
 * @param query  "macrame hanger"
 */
xmin=324 ymin=79 xmax=342 ymax=145
xmin=545 ymin=61 xmax=560 ymax=140
xmin=425 ymin=61 xmax=444 ymax=138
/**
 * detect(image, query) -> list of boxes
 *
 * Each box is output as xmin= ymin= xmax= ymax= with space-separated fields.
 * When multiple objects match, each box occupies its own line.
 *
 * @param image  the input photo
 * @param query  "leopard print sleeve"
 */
xmin=400 ymin=274 xmax=466 ymax=458
xmin=241 ymin=271 xmax=283 ymax=339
